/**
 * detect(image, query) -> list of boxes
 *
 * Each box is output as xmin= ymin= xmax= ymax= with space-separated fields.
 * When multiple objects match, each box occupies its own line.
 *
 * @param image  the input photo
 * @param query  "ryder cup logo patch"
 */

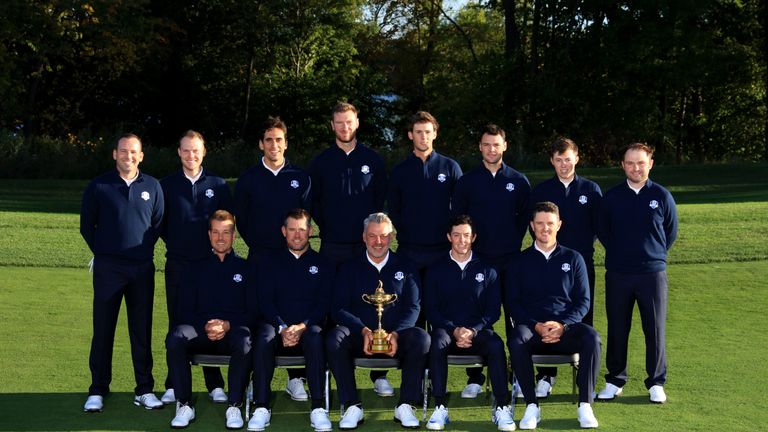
xmin=290 ymin=180 xmax=300 ymax=189
xmin=361 ymin=165 xmax=370 ymax=174
xmin=649 ymin=200 xmax=659 ymax=209
xmin=579 ymin=195 xmax=588 ymax=204
xmin=561 ymin=263 xmax=571 ymax=272
xmin=233 ymin=274 xmax=243 ymax=282
xmin=506 ymin=183 xmax=515 ymax=192
xmin=475 ymin=273 xmax=485 ymax=282
xmin=437 ymin=173 xmax=447 ymax=183
xmin=308 ymin=266 xmax=319 ymax=275
xmin=394 ymin=271 xmax=404 ymax=281
xmin=205 ymin=188 xmax=214 ymax=198
xmin=140 ymin=191 xmax=150 ymax=201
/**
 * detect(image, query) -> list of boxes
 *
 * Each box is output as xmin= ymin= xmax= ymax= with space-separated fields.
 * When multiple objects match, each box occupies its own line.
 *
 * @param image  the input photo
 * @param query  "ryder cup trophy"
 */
xmin=361 ymin=280 xmax=398 ymax=353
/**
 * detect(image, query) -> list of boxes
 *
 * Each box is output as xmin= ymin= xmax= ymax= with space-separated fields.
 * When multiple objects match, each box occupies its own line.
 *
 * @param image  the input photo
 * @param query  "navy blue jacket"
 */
xmin=332 ymin=251 xmax=420 ymax=334
xmin=161 ymin=168 xmax=233 ymax=261
xmin=257 ymin=248 xmax=333 ymax=329
xmin=177 ymin=250 xmax=258 ymax=330
xmin=387 ymin=151 xmax=462 ymax=248
xmin=80 ymin=170 xmax=164 ymax=261
xmin=529 ymin=175 xmax=602 ymax=260
xmin=452 ymin=162 xmax=531 ymax=260
xmin=234 ymin=160 xmax=311 ymax=253
xmin=505 ymin=244 xmax=590 ymax=327
xmin=308 ymin=143 xmax=387 ymax=244
xmin=424 ymin=253 xmax=500 ymax=334
xmin=598 ymin=179 xmax=678 ymax=273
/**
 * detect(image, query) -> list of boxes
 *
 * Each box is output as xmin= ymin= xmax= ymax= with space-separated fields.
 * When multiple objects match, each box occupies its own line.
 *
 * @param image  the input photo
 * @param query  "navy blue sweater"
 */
xmin=424 ymin=254 xmax=500 ymax=334
xmin=529 ymin=175 xmax=602 ymax=260
xmin=308 ymin=143 xmax=387 ymax=244
xmin=161 ymin=168 xmax=233 ymax=261
xmin=257 ymin=248 xmax=333 ymax=329
xmin=505 ymin=245 xmax=590 ymax=327
xmin=332 ymin=251 xmax=420 ymax=334
xmin=234 ymin=161 xmax=311 ymax=253
xmin=452 ymin=162 xmax=531 ymax=259
xmin=80 ymin=170 xmax=164 ymax=261
xmin=177 ymin=250 xmax=258 ymax=330
xmin=387 ymin=151 xmax=462 ymax=248
xmin=598 ymin=179 xmax=678 ymax=273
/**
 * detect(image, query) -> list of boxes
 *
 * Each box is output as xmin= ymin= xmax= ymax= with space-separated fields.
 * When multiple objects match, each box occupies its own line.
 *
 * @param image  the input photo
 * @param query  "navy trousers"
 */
xmin=429 ymin=328 xmax=510 ymax=407
xmin=164 ymin=257 xmax=224 ymax=392
xmin=88 ymin=257 xmax=155 ymax=396
xmin=605 ymin=271 xmax=668 ymax=389
xmin=166 ymin=324 xmax=252 ymax=405
xmin=326 ymin=326 xmax=430 ymax=406
xmin=252 ymin=323 xmax=326 ymax=408
xmin=508 ymin=323 xmax=601 ymax=404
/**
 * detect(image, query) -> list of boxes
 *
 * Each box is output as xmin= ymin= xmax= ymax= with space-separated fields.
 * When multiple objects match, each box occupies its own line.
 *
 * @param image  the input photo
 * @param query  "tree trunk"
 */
xmin=240 ymin=54 xmax=255 ymax=139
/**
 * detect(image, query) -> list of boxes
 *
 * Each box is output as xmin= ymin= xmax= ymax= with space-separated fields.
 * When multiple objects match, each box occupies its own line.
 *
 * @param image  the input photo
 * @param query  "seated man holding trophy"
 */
xmin=326 ymin=212 xmax=430 ymax=430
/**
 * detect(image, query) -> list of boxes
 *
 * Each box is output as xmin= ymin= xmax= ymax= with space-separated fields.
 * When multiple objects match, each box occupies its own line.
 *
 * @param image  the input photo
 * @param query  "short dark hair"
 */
xmin=409 ymin=111 xmax=439 ymax=132
xmin=284 ymin=208 xmax=312 ymax=230
xmin=209 ymin=209 xmax=236 ymax=229
xmin=332 ymin=102 xmax=358 ymax=116
xmin=260 ymin=116 xmax=287 ymax=141
xmin=623 ymin=142 xmax=654 ymax=159
xmin=116 ymin=133 xmax=141 ymax=150
xmin=449 ymin=215 xmax=474 ymax=235
xmin=480 ymin=123 xmax=505 ymax=141
xmin=179 ymin=130 xmax=205 ymax=147
xmin=531 ymin=201 xmax=560 ymax=221
xmin=549 ymin=136 xmax=578 ymax=156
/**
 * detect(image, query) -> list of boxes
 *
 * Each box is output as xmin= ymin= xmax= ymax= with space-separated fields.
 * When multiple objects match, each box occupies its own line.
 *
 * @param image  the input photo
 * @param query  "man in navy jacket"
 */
xmin=80 ymin=133 xmax=164 ymax=412
xmin=160 ymin=130 xmax=232 ymax=405
xmin=528 ymin=137 xmax=602 ymax=398
xmin=424 ymin=215 xmax=515 ymax=431
xmin=326 ymin=213 xmax=429 ymax=430
xmin=596 ymin=143 xmax=678 ymax=404
xmin=506 ymin=202 xmax=601 ymax=429
xmin=165 ymin=210 xmax=256 ymax=429
xmin=249 ymin=209 xmax=333 ymax=432
xmin=234 ymin=116 xmax=311 ymax=263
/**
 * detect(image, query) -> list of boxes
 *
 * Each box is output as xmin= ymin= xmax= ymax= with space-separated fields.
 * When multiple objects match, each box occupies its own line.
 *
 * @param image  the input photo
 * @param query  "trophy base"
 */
xmin=369 ymin=341 xmax=390 ymax=353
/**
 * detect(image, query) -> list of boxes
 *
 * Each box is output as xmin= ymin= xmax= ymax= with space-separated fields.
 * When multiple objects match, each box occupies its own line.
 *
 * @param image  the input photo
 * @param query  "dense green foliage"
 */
xmin=0 ymin=1 xmax=765 ymax=178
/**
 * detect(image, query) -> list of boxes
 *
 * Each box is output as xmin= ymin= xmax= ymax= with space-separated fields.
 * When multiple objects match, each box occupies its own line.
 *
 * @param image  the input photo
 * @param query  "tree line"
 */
xmin=1 ymin=0 xmax=765 ymax=178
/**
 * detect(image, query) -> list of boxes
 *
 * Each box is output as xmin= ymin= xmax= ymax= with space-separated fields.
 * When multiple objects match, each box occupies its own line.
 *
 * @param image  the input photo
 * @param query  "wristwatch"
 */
xmin=277 ymin=324 xmax=287 ymax=334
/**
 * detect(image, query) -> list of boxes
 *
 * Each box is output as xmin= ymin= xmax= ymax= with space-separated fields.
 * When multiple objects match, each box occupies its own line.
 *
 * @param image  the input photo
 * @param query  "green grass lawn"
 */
xmin=0 ymin=162 xmax=767 ymax=431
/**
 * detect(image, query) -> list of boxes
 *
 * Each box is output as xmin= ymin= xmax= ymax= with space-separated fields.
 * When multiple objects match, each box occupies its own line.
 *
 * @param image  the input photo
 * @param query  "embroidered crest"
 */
xmin=649 ymin=200 xmax=659 ymax=209
xmin=561 ymin=263 xmax=571 ymax=272
xmin=394 ymin=271 xmax=404 ymax=281
xmin=205 ymin=188 xmax=214 ymax=198
xmin=290 ymin=180 xmax=300 ymax=189
xmin=309 ymin=266 xmax=319 ymax=275
xmin=361 ymin=165 xmax=370 ymax=174
xmin=233 ymin=273 xmax=243 ymax=282
xmin=140 ymin=191 xmax=150 ymax=201
xmin=475 ymin=273 xmax=485 ymax=282
xmin=578 ymin=195 xmax=587 ymax=204
xmin=506 ymin=183 xmax=515 ymax=192
xmin=437 ymin=173 xmax=447 ymax=183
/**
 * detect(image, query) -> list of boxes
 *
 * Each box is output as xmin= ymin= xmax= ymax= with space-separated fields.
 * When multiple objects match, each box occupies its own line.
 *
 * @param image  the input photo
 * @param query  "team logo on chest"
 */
xmin=290 ymin=180 xmax=300 ymax=189
xmin=561 ymin=263 xmax=571 ymax=272
xmin=506 ymin=183 xmax=515 ymax=192
xmin=308 ymin=265 xmax=319 ymax=275
xmin=475 ymin=273 xmax=485 ymax=282
xmin=579 ymin=195 xmax=588 ymax=204
xmin=361 ymin=165 xmax=370 ymax=174
xmin=140 ymin=191 xmax=150 ymax=201
xmin=233 ymin=273 xmax=243 ymax=282
xmin=649 ymin=200 xmax=659 ymax=209
xmin=205 ymin=188 xmax=215 ymax=198
xmin=437 ymin=173 xmax=447 ymax=183
xmin=394 ymin=271 xmax=404 ymax=281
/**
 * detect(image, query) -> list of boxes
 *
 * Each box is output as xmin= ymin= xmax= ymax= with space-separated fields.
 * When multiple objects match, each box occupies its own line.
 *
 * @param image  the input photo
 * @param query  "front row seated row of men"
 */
xmin=159 ymin=203 xmax=600 ymax=432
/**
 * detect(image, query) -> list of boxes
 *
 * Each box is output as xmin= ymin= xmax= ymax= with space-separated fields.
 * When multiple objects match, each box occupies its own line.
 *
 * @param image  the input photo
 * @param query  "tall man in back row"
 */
xmin=80 ymin=133 xmax=165 ymax=412
xmin=160 ymin=130 xmax=232 ymax=405
xmin=597 ymin=143 xmax=678 ymax=404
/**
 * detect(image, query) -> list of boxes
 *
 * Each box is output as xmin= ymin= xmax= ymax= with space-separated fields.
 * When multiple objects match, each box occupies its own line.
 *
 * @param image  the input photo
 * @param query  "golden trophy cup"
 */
xmin=361 ymin=280 xmax=398 ymax=353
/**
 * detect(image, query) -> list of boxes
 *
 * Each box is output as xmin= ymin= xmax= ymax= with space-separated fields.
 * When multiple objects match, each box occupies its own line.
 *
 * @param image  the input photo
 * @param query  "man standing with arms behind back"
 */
xmin=596 ymin=143 xmax=678 ymax=404
xmin=159 ymin=130 xmax=233 ymax=405
xmin=80 ymin=133 xmax=165 ymax=412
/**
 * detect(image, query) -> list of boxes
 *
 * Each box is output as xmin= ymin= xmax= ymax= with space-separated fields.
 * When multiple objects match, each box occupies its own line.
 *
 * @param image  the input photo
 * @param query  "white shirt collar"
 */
xmin=559 ymin=177 xmax=573 ymax=188
xmin=534 ymin=242 xmax=556 ymax=260
xmin=184 ymin=168 xmax=203 ymax=184
xmin=626 ymin=179 xmax=644 ymax=194
xmin=449 ymin=250 xmax=473 ymax=271
xmin=262 ymin=157 xmax=285 ymax=176
xmin=123 ymin=171 xmax=139 ymax=187
xmin=367 ymin=251 xmax=389 ymax=271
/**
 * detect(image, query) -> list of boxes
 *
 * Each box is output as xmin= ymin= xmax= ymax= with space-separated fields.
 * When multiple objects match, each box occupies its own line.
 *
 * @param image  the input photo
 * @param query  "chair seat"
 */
xmin=353 ymin=358 xmax=400 ymax=369
xmin=446 ymin=355 xmax=485 ymax=366
xmin=531 ymin=353 xmax=579 ymax=367
xmin=190 ymin=354 xmax=231 ymax=366
xmin=275 ymin=356 xmax=307 ymax=367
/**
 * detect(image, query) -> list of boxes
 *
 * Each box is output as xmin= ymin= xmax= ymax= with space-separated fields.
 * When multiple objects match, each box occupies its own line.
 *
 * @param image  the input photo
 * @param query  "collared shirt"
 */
xmin=449 ymin=250 xmax=473 ymax=270
xmin=262 ymin=157 xmax=286 ymax=176
xmin=367 ymin=251 xmax=390 ymax=272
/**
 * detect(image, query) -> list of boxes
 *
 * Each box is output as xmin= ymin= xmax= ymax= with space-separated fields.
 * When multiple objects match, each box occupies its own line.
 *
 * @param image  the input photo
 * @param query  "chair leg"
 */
xmin=324 ymin=369 xmax=330 ymax=412
xmin=572 ymin=364 xmax=578 ymax=404
xmin=246 ymin=381 xmax=252 ymax=420
xmin=422 ymin=368 xmax=429 ymax=420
